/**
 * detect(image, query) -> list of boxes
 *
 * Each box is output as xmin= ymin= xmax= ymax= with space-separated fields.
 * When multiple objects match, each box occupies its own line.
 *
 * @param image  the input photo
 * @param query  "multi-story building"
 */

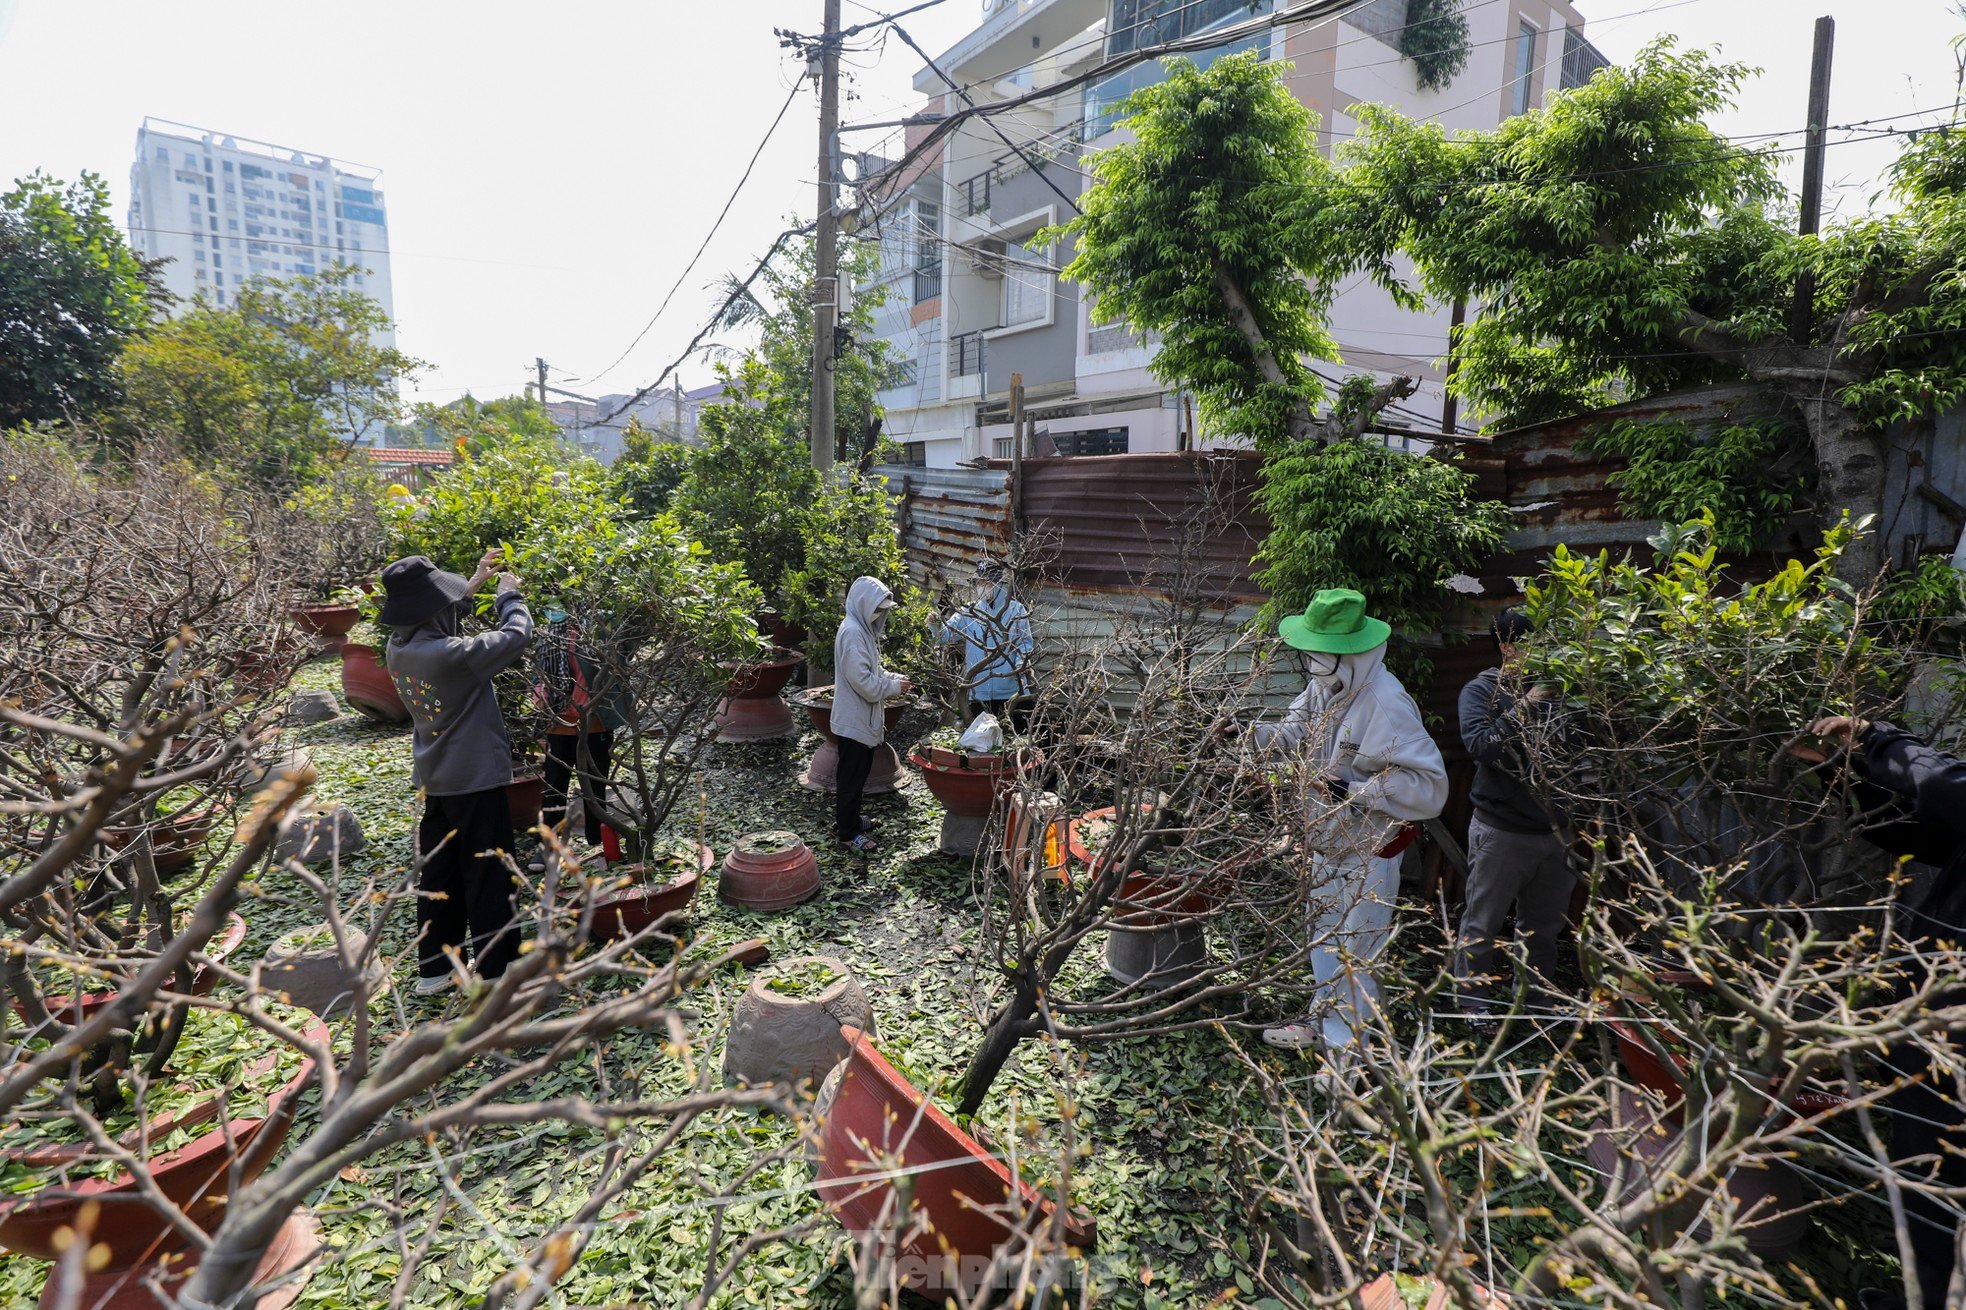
xmin=859 ymin=0 xmax=1605 ymax=467
xmin=128 ymin=118 xmax=395 ymax=346
xmin=544 ymin=380 xmax=725 ymax=465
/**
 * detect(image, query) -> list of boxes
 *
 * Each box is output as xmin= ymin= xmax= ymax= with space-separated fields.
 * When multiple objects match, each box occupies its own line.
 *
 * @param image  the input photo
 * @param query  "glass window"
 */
xmin=223 ymin=160 xmax=233 ymax=172
xmin=155 ymin=147 xmax=169 ymax=162
xmin=1002 ymin=241 xmax=1049 ymax=327
xmin=1512 ymin=21 xmax=1538 ymax=115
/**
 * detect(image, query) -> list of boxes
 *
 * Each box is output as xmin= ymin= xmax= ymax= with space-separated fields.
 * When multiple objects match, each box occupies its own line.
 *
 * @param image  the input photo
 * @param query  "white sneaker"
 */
xmin=1261 ymin=1019 xmax=1321 ymax=1050
xmin=413 ymin=975 xmax=456 ymax=996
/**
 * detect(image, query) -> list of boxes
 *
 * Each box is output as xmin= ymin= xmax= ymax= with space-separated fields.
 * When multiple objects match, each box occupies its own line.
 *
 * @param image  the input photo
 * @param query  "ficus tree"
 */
xmin=1343 ymin=39 xmax=1966 ymax=582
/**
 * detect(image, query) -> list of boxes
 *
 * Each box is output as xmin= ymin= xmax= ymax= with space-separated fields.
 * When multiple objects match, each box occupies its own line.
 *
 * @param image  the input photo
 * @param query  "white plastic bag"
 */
xmin=958 ymin=711 xmax=1003 ymax=753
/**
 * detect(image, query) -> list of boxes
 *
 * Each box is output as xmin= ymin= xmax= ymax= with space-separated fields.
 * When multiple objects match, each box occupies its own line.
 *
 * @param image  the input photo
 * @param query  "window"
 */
xmin=194 ymin=250 xmax=205 ymax=262
xmin=155 ymin=147 xmax=168 ymax=162
xmin=912 ymin=201 xmax=942 ymax=305
xmin=228 ymin=220 xmax=239 ymax=231
xmin=1512 ymin=21 xmax=1538 ymax=115
xmin=1050 ymin=427 xmax=1129 ymax=456
xmin=223 ymin=160 xmax=233 ymax=172
xmin=899 ymin=441 xmax=927 ymax=466
xmin=1001 ymin=241 xmax=1050 ymax=328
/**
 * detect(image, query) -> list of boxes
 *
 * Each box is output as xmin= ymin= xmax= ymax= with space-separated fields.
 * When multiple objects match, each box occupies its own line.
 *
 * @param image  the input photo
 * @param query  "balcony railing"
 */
xmin=955 ymin=121 xmax=1084 ymax=221
xmin=951 ymin=330 xmax=986 ymax=379
xmin=912 ymin=265 xmax=941 ymax=304
xmin=958 ymin=171 xmax=992 ymax=218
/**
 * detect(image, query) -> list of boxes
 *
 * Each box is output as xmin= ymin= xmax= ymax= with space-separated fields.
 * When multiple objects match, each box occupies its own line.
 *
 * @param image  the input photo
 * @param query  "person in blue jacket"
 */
xmin=940 ymin=560 xmax=1034 ymax=732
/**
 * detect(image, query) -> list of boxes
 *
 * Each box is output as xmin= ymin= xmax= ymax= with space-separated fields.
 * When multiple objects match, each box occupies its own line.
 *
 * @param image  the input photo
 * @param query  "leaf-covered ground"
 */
xmin=0 ymin=660 xmax=1291 ymax=1308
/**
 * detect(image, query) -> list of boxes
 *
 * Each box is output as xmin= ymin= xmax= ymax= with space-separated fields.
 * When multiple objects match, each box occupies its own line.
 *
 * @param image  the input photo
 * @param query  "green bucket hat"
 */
xmin=1278 ymin=588 xmax=1391 ymax=655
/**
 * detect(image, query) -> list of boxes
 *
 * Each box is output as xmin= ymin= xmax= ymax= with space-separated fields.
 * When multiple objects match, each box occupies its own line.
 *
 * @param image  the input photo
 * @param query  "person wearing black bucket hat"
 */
xmin=381 ymin=548 xmax=532 ymax=994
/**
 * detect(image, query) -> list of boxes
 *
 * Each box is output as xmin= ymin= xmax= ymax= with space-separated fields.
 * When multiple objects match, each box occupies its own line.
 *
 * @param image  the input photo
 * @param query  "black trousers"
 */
xmin=543 ymin=729 xmax=613 ymax=845
xmin=835 ymin=738 xmax=875 ymax=842
xmin=1886 ymin=1034 xmax=1966 ymax=1308
xmin=417 ymin=787 xmax=521 ymax=980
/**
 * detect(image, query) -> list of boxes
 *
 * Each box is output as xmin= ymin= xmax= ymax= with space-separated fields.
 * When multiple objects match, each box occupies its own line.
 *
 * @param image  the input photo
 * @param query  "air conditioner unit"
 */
xmin=966 ymin=243 xmax=1005 ymax=280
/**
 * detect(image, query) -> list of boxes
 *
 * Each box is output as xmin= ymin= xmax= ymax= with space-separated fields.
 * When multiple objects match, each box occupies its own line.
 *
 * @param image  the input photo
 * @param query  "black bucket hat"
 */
xmin=377 ymin=555 xmax=474 ymax=627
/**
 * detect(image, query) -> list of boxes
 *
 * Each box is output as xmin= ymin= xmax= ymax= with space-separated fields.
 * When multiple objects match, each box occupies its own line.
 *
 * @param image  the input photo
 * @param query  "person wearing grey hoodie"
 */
xmin=380 ymin=550 xmax=532 ymax=993
xmin=833 ymin=576 xmax=913 ymax=854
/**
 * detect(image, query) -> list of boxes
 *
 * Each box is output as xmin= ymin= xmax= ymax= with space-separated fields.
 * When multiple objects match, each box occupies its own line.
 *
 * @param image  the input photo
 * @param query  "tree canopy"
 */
xmin=0 ymin=172 xmax=163 ymax=429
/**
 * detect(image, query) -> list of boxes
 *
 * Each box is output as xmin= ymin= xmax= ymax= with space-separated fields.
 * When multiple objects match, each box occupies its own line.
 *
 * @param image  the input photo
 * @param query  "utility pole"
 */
xmin=536 ymin=357 xmax=550 ymax=411
xmin=809 ymin=0 xmax=843 ymax=473
xmin=674 ymin=374 xmax=685 ymax=443
xmin=1441 ymin=297 xmax=1467 ymax=437
xmin=1791 ymin=16 xmax=1835 ymax=345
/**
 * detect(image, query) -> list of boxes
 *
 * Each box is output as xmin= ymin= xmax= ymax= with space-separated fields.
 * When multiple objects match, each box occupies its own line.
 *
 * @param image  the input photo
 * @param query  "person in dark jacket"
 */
xmin=382 ymin=551 xmax=532 ymax=994
xmin=531 ymin=608 xmax=632 ymax=871
xmin=1453 ymin=608 xmax=1571 ymax=1013
xmin=1793 ymin=715 xmax=1966 ymax=1310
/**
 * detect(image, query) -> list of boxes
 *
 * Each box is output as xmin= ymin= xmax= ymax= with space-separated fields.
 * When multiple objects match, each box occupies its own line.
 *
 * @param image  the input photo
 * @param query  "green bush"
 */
xmin=781 ymin=471 xmax=928 ymax=673
xmin=386 ymin=431 xmax=612 ymax=579
xmin=1583 ymin=415 xmax=1808 ymax=554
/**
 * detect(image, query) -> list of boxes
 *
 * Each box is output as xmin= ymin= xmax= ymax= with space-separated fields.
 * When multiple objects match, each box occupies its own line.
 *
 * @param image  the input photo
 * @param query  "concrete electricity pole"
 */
xmin=536 ymin=357 xmax=550 ymax=410
xmin=1791 ymin=16 xmax=1835 ymax=345
xmin=809 ymin=0 xmax=842 ymax=473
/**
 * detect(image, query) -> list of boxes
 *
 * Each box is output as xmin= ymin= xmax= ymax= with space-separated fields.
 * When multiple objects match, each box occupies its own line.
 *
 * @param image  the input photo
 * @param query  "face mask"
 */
xmin=1306 ymin=652 xmax=1345 ymax=695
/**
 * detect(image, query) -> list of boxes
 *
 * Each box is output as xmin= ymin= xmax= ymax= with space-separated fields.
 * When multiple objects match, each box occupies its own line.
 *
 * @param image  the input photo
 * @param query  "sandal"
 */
xmin=844 ymin=834 xmax=879 ymax=856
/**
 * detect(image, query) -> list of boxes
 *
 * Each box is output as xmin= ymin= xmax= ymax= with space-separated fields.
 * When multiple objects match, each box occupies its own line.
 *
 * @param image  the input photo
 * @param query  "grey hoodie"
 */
xmin=387 ymin=590 xmax=533 ymax=796
xmin=832 ymin=577 xmax=904 ymax=748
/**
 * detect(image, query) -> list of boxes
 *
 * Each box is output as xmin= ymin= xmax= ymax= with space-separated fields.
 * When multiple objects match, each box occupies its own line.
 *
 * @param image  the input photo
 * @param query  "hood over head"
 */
xmin=845 ymin=576 xmax=895 ymax=634
xmin=1310 ymin=640 xmax=1387 ymax=708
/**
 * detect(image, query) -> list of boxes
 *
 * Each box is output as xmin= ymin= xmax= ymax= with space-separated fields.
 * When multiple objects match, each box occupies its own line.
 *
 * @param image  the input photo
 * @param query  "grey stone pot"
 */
xmin=242 ymin=746 xmax=314 ymax=795
xmin=722 ymin=955 xmax=875 ymax=1094
xmin=936 ymin=812 xmax=989 ymax=857
xmin=261 ymin=922 xmax=388 ymax=1019
xmin=286 ymin=689 xmax=342 ymax=725
xmin=273 ymin=803 xmax=367 ymax=866
xmin=1105 ymin=923 xmax=1208 ymax=990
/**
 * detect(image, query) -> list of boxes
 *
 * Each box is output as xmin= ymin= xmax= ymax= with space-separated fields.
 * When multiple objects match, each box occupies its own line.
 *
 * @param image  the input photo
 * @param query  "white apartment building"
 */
xmin=544 ymin=381 xmax=724 ymax=465
xmin=128 ymin=118 xmax=395 ymax=347
xmin=858 ymin=0 xmax=1606 ymax=467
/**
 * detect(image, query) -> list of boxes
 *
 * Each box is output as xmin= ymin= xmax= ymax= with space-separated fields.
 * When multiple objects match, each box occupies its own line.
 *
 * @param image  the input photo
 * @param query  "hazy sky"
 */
xmin=2 ymin=1 xmax=1962 ymax=409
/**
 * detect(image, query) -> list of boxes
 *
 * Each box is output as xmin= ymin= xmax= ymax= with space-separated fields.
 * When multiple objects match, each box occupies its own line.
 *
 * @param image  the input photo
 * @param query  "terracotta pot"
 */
xmin=713 ymin=647 xmax=804 ymax=742
xmin=234 ymin=639 xmax=305 ymax=694
xmin=790 ymin=686 xmax=906 ymax=794
xmin=0 ymin=1016 xmax=329 ymax=1284
xmin=756 ymin=610 xmax=808 ymax=649
xmin=813 ymin=1026 xmax=1096 ymax=1297
xmin=103 ymin=802 xmax=217 ymax=876
xmin=23 ymin=912 xmax=250 ymax=1024
xmin=720 ymin=831 xmax=822 ymax=910
xmin=288 ymin=602 xmax=360 ymax=650
xmin=578 ymin=843 xmax=711 ymax=943
xmin=339 ymin=643 xmax=409 ymax=723
xmin=1352 ymin=1274 xmax=1507 ymax=1308
xmin=506 ymin=768 xmax=546 ymax=831
xmin=1067 ymin=805 xmax=1222 ymax=929
xmin=723 ymin=955 xmax=875 ymax=1091
xmin=909 ymin=744 xmax=1013 ymax=820
xmin=1003 ymin=790 xmax=1070 ymax=883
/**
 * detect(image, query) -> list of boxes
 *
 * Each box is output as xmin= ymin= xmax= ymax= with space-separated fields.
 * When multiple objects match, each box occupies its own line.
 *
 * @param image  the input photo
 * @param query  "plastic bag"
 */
xmin=958 ymin=711 xmax=1003 ymax=754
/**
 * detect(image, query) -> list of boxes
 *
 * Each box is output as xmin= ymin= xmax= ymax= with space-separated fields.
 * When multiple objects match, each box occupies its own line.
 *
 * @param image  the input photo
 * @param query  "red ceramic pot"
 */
xmin=579 ymin=843 xmax=711 ymax=943
xmin=790 ymin=686 xmax=906 ymax=794
xmin=756 ymin=610 xmax=808 ymax=650
xmin=814 ymin=1027 xmax=1096 ymax=1297
xmin=103 ymin=802 xmax=217 ymax=877
xmin=909 ymin=744 xmax=1014 ymax=820
xmin=1002 ymin=790 xmax=1070 ymax=883
xmin=1067 ymin=806 xmax=1222 ymax=929
xmin=713 ymin=648 xmax=804 ymax=742
xmin=719 ymin=831 xmax=821 ymax=910
xmin=233 ymin=639 xmax=305 ymax=694
xmin=23 ymin=913 xmax=250 ymax=1025
xmin=288 ymin=602 xmax=360 ymax=650
xmin=339 ymin=643 xmax=409 ymax=723
xmin=506 ymin=769 xmax=546 ymax=831
xmin=1609 ymin=973 xmax=1846 ymax=1122
xmin=0 ymin=1016 xmax=329 ymax=1287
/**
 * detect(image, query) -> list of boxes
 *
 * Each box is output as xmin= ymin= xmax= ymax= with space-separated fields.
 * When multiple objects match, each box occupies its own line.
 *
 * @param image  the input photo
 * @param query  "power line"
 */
xmin=578 ymin=76 xmax=806 ymax=387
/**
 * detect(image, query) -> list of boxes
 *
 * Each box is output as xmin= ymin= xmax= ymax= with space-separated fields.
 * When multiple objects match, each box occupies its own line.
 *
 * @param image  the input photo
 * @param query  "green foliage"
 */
xmin=387 ymin=431 xmax=613 ymax=579
xmin=612 ymin=419 xmax=694 ymax=519
xmin=1400 ymin=0 xmax=1471 ymax=91
xmin=1052 ymin=52 xmax=1379 ymax=448
xmin=274 ymin=460 xmax=392 ymax=601
xmin=671 ymin=359 xmax=818 ymax=608
xmin=1875 ymin=552 xmax=1966 ymax=624
xmin=115 ymin=266 xmax=421 ymax=489
xmin=411 ymin=392 xmax=559 ymax=458
xmin=1255 ymin=431 xmax=1511 ymax=674
xmin=1520 ymin=513 xmax=1907 ymax=765
xmin=781 ymin=471 xmax=928 ymax=672
xmin=1583 ymin=415 xmax=1808 ymax=552
xmin=0 ymin=171 xmax=162 ymax=429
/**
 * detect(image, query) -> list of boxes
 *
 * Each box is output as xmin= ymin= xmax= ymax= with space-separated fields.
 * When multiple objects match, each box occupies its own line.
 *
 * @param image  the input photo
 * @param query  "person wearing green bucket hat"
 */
xmin=1248 ymin=588 xmax=1448 ymax=1055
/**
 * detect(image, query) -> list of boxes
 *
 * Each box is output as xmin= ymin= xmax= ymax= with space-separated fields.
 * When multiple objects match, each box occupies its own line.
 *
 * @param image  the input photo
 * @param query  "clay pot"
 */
xmin=722 ymin=955 xmax=874 ymax=1091
xmin=909 ymin=744 xmax=1014 ymax=820
xmin=262 ymin=923 xmax=388 ymax=1019
xmin=288 ymin=602 xmax=360 ymax=650
xmin=713 ymin=648 xmax=805 ymax=742
xmin=1067 ymin=805 xmax=1223 ymax=929
xmin=103 ymin=802 xmax=217 ymax=877
xmin=339 ymin=643 xmax=409 ymax=723
xmin=1586 ymin=1084 xmax=1811 ymax=1256
xmin=506 ymin=769 xmax=546 ymax=831
xmin=812 ymin=1026 xmax=1096 ymax=1297
xmin=234 ymin=639 xmax=306 ymax=693
xmin=719 ymin=831 xmax=822 ymax=910
xmin=790 ymin=686 xmax=907 ymax=794
xmin=577 ymin=843 xmax=711 ymax=943
xmin=1352 ymin=1274 xmax=1507 ymax=1308
xmin=756 ymin=610 xmax=808 ymax=649
xmin=0 ymin=1016 xmax=329 ymax=1306
xmin=24 ymin=913 xmax=249 ymax=1024
xmin=1003 ymin=790 xmax=1070 ymax=883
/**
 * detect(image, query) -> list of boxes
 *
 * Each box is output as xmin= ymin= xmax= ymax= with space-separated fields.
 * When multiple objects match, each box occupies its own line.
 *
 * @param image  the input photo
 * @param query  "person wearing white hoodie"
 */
xmin=834 ymin=576 xmax=914 ymax=854
xmin=1248 ymin=589 xmax=1449 ymax=1053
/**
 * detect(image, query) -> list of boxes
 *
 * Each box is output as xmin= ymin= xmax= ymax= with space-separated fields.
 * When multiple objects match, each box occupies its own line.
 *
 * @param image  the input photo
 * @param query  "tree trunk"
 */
xmin=954 ymin=978 xmax=1042 ymax=1117
xmin=1795 ymin=393 xmax=1887 ymax=584
xmin=1212 ymin=263 xmax=1317 ymax=445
